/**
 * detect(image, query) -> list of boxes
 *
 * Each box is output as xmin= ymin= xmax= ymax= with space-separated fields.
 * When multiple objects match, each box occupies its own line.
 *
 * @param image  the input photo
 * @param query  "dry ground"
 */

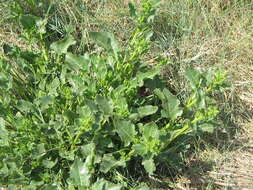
xmin=174 ymin=121 xmax=253 ymax=190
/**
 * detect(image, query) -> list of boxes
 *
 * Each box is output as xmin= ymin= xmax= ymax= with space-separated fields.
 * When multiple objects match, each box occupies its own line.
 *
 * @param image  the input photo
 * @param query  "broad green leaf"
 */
xmin=77 ymin=106 xmax=93 ymax=120
xmin=36 ymin=143 xmax=46 ymax=154
xmin=51 ymin=77 xmax=60 ymax=89
xmin=129 ymin=113 xmax=139 ymax=121
xmin=156 ymin=88 xmax=183 ymax=121
xmin=66 ymin=53 xmax=89 ymax=72
xmin=132 ymin=143 xmax=147 ymax=156
xmin=137 ymin=105 xmax=158 ymax=118
xmin=60 ymin=66 xmax=67 ymax=84
xmin=131 ymin=66 xmax=161 ymax=87
xmin=142 ymin=122 xmax=159 ymax=140
xmin=106 ymin=184 xmax=123 ymax=190
xmin=92 ymin=56 xmax=108 ymax=80
xmin=144 ymin=76 xmax=166 ymax=91
xmin=137 ymin=66 xmax=161 ymax=81
xmin=50 ymin=35 xmax=76 ymax=54
xmin=114 ymin=119 xmax=136 ymax=146
xmin=142 ymin=158 xmax=155 ymax=175
xmin=69 ymin=156 xmax=93 ymax=187
xmin=129 ymin=65 xmax=162 ymax=89
xmin=48 ymin=77 xmax=60 ymax=96
xmin=0 ymin=73 xmax=12 ymax=90
xmin=196 ymin=90 xmax=206 ymax=108
xmin=59 ymin=150 xmax=75 ymax=161
xmin=25 ymin=181 xmax=44 ymax=190
xmin=67 ymin=74 xmax=86 ymax=94
xmin=36 ymin=96 xmax=54 ymax=111
xmin=96 ymin=95 xmax=113 ymax=115
xmin=100 ymin=154 xmax=125 ymax=173
xmin=91 ymin=180 xmax=107 ymax=190
xmin=42 ymin=159 xmax=58 ymax=169
xmin=113 ymin=96 xmax=129 ymax=116
xmin=169 ymin=124 xmax=190 ymax=142
xmin=16 ymin=100 xmax=36 ymax=113
xmin=41 ymin=184 xmax=60 ymax=190
xmin=19 ymin=15 xmax=38 ymax=30
xmin=89 ymin=32 xmax=119 ymax=56
xmin=0 ymin=118 xmax=8 ymax=146
xmin=33 ymin=143 xmax=46 ymax=158
xmin=185 ymin=67 xmax=201 ymax=90
xmin=154 ymin=88 xmax=164 ymax=100
xmin=81 ymin=143 xmax=95 ymax=158
xmin=85 ymin=99 xmax=98 ymax=113
xmin=91 ymin=179 xmax=123 ymax=190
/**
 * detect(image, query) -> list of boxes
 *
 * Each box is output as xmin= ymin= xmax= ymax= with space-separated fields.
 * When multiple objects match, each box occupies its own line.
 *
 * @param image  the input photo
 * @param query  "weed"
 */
xmin=0 ymin=0 xmax=227 ymax=189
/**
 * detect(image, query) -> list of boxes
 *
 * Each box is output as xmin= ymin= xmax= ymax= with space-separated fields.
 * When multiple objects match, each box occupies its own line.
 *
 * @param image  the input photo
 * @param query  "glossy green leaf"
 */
xmin=91 ymin=179 xmax=123 ymax=190
xmin=185 ymin=67 xmax=201 ymax=90
xmin=0 ymin=73 xmax=12 ymax=90
xmin=96 ymin=95 xmax=113 ymax=115
xmin=42 ymin=159 xmax=58 ymax=169
xmin=142 ymin=122 xmax=159 ymax=140
xmin=0 ymin=118 xmax=8 ymax=146
xmin=113 ymin=96 xmax=129 ymax=116
xmin=100 ymin=154 xmax=125 ymax=173
xmin=66 ymin=53 xmax=89 ymax=72
xmin=59 ymin=150 xmax=75 ymax=161
xmin=169 ymin=124 xmax=190 ymax=142
xmin=129 ymin=113 xmax=139 ymax=121
xmin=69 ymin=156 xmax=93 ymax=187
xmin=137 ymin=105 xmax=158 ymax=118
xmin=142 ymin=158 xmax=155 ymax=175
xmin=36 ymin=96 xmax=54 ymax=111
xmin=155 ymin=88 xmax=183 ymax=121
xmin=114 ymin=119 xmax=136 ymax=146
xmin=89 ymin=32 xmax=119 ymax=56
xmin=131 ymin=66 xmax=161 ymax=87
xmin=67 ymin=74 xmax=86 ymax=94
xmin=50 ymin=35 xmax=76 ymax=54
xmin=153 ymin=88 xmax=164 ymax=100
xmin=133 ymin=143 xmax=147 ymax=156
xmin=33 ymin=143 xmax=46 ymax=158
xmin=81 ymin=143 xmax=95 ymax=158
xmin=16 ymin=100 xmax=36 ymax=113
xmin=41 ymin=184 xmax=60 ymax=190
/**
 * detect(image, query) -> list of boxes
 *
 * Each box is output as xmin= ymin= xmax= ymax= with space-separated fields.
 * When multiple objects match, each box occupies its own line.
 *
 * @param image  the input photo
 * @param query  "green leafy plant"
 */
xmin=0 ymin=0 xmax=227 ymax=189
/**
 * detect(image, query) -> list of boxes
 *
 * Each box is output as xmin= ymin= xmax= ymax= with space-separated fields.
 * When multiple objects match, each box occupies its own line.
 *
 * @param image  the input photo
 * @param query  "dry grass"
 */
xmin=174 ymin=122 xmax=253 ymax=190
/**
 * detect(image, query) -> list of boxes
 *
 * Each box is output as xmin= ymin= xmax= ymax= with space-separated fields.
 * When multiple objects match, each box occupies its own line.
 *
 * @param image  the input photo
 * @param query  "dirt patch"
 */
xmin=175 ymin=122 xmax=253 ymax=190
xmin=209 ymin=150 xmax=253 ymax=189
xmin=209 ymin=123 xmax=253 ymax=190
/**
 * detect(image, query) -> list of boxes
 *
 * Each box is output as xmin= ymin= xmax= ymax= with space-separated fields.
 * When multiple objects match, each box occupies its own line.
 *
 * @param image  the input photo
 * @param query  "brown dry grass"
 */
xmin=174 ymin=122 xmax=253 ymax=190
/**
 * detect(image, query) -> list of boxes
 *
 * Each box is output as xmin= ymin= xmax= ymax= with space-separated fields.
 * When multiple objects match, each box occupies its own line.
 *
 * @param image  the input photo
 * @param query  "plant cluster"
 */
xmin=0 ymin=0 xmax=227 ymax=189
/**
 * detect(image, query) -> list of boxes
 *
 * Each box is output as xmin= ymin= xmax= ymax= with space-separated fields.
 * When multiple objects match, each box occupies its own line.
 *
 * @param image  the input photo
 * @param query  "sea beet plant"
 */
xmin=0 ymin=0 xmax=227 ymax=189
